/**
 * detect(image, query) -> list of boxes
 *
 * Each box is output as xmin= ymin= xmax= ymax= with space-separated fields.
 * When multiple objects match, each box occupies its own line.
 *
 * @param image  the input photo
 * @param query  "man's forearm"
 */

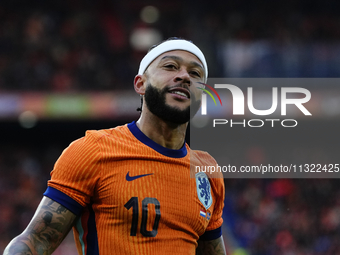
xmin=196 ymin=236 xmax=227 ymax=255
xmin=4 ymin=234 xmax=43 ymax=255
xmin=4 ymin=221 xmax=69 ymax=255
xmin=3 ymin=197 xmax=77 ymax=255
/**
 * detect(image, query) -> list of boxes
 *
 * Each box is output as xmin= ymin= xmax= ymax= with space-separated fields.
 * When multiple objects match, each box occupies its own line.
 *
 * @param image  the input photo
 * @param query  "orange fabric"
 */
xmin=48 ymin=124 xmax=224 ymax=255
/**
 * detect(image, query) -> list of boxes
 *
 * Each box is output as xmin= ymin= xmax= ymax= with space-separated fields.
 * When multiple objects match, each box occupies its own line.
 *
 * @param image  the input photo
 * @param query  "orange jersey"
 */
xmin=44 ymin=122 xmax=224 ymax=255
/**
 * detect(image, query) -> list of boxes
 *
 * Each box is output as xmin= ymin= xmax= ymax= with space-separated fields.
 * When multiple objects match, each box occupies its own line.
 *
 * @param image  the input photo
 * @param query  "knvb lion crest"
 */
xmin=195 ymin=172 xmax=212 ymax=209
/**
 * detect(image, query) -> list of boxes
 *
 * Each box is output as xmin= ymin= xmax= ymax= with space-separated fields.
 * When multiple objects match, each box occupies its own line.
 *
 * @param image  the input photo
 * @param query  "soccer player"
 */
xmin=4 ymin=38 xmax=226 ymax=255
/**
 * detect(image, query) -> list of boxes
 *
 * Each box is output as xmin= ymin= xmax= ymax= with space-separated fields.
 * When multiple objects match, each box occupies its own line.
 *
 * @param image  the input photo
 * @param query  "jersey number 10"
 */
xmin=124 ymin=197 xmax=161 ymax=237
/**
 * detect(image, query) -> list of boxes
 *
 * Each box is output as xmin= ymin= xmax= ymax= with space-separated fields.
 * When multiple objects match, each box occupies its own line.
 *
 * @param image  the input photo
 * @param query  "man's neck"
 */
xmin=136 ymin=112 xmax=187 ymax=150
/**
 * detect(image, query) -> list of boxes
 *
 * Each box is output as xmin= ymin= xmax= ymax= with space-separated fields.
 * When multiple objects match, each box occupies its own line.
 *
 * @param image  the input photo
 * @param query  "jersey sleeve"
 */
xmin=206 ymin=176 xmax=225 ymax=231
xmin=195 ymin=151 xmax=225 ymax=240
xmin=45 ymin=131 xmax=102 ymax=213
xmin=198 ymin=176 xmax=224 ymax=240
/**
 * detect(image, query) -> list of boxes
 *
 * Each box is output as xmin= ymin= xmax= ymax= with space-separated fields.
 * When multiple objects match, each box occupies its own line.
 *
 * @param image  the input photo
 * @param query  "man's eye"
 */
xmin=164 ymin=64 xmax=177 ymax=69
xmin=190 ymin=71 xmax=201 ymax=77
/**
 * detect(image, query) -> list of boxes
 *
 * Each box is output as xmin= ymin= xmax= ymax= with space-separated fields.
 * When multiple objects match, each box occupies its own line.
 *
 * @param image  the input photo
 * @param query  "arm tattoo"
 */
xmin=6 ymin=242 xmax=33 ymax=255
xmin=4 ymin=197 xmax=76 ymax=255
xmin=196 ymin=236 xmax=227 ymax=255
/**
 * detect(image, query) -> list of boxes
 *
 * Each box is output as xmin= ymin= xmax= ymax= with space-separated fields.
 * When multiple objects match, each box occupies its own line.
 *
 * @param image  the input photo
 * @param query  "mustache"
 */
xmin=166 ymin=83 xmax=190 ymax=91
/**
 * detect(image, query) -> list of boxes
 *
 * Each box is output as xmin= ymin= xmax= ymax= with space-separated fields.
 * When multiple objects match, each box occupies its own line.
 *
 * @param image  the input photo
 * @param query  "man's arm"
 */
xmin=3 ymin=196 xmax=77 ymax=255
xmin=196 ymin=236 xmax=227 ymax=255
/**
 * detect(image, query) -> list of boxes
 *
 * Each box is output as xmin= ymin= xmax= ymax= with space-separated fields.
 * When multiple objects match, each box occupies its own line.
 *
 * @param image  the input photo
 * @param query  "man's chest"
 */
xmin=92 ymin=159 xmax=214 ymax=237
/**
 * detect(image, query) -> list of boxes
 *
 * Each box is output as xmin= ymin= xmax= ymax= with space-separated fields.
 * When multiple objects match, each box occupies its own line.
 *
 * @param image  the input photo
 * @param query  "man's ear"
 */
xmin=134 ymin=74 xmax=146 ymax=95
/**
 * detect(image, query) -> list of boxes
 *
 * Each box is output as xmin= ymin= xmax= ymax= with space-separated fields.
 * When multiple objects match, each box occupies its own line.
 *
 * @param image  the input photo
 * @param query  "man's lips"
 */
xmin=168 ymin=87 xmax=190 ymax=99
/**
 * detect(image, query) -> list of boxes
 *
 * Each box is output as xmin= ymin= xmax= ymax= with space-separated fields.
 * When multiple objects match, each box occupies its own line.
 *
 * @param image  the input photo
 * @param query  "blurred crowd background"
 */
xmin=1 ymin=0 xmax=340 ymax=254
xmin=2 ymin=0 xmax=340 ymax=92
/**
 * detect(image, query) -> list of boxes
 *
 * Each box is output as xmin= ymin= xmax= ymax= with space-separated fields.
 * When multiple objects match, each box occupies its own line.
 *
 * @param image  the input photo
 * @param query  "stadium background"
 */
xmin=1 ymin=1 xmax=340 ymax=254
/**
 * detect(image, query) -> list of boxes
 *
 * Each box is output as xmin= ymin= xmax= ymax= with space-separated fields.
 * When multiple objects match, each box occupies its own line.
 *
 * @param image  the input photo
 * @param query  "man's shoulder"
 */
xmin=64 ymin=124 xmax=132 ymax=152
xmin=191 ymin=149 xmax=224 ymax=180
xmin=84 ymin=123 xmax=131 ymax=142
xmin=191 ymin=149 xmax=216 ymax=164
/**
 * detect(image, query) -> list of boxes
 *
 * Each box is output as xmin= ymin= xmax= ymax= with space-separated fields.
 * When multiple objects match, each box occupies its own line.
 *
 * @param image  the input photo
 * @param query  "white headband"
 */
xmin=138 ymin=39 xmax=208 ymax=81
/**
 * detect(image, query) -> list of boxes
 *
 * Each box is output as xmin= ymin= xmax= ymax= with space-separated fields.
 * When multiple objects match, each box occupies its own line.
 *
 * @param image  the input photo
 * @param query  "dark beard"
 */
xmin=144 ymin=83 xmax=201 ymax=125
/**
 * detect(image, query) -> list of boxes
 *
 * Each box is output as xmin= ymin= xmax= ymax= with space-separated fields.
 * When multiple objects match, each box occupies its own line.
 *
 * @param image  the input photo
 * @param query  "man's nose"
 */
xmin=174 ymin=69 xmax=191 ymax=85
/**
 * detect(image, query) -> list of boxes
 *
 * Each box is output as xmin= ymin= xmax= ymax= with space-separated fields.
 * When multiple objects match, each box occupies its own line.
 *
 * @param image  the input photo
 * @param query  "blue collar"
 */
xmin=127 ymin=121 xmax=187 ymax=158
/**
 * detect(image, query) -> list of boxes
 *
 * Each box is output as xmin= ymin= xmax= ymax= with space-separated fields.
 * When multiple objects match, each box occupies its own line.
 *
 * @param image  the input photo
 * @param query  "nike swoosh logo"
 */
xmin=126 ymin=171 xmax=153 ymax=181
